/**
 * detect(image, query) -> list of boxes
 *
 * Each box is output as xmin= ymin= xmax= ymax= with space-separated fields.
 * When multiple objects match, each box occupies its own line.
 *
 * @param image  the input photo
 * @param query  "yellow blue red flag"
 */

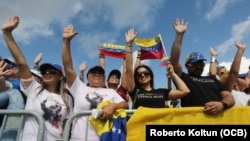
xmin=89 ymin=100 xmax=127 ymax=141
xmin=160 ymin=56 xmax=170 ymax=66
xmin=134 ymin=34 xmax=164 ymax=60
xmin=100 ymin=43 xmax=126 ymax=59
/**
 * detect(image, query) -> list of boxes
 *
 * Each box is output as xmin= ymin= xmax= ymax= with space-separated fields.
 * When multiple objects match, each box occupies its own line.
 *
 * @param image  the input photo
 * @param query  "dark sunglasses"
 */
xmin=7 ymin=64 xmax=15 ymax=69
xmin=41 ymin=69 xmax=58 ymax=75
xmin=136 ymin=71 xmax=150 ymax=77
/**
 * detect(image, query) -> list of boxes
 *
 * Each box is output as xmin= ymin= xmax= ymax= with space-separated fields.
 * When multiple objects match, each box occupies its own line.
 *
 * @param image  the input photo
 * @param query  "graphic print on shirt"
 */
xmin=85 ymin=91 xmax=103 ymax=109
xmin=41 ymin=97 xmax=62 ymax=128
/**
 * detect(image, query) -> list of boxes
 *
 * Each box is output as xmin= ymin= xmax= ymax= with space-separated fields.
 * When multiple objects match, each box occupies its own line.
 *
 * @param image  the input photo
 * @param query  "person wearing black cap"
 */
xmin=62 ymin=24 xmax=128 ymax=141
xmin=2 ymin=16 xmax=73 ymax=141
xmin=170 ymin=18 xmax=235 ymax=114
xmin=98 ymin=45 xmax=130 ymax=102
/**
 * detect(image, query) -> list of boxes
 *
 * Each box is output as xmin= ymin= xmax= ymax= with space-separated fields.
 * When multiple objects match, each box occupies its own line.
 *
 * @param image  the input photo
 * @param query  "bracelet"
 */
xmin=171 ymin=73 xmax=177 ymax=79
xmin=210 ymin=56 xmax=216 ymax=63
xmin=137 ymin=56 xmax=141 ymax=58
xmin=126 ymin=51 xmax=132 ymax=53
xmin=220 ymin=101 xmax=228 ymax=110
xmin=99 ymin=54 xmax=105 ymax=58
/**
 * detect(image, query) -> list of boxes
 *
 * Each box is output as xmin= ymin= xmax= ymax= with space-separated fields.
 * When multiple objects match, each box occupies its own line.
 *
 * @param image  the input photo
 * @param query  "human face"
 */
xmin=87 ymin=71 xmax=105 ymax=87
xmin=187 ymin=60 xmax=205 ymax=76
xmin=41 ymin=68 xmax=62 ymax=84
xmin=136 ymin=68 xmax=151 ymax=84
xmin=108 ymin=75 xmax=120 ymax=85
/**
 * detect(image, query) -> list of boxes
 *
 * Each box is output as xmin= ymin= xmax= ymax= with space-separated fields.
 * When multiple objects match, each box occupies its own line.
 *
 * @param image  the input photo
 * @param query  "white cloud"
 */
xmin=205 ymin=0 xmax=238 ymax=22
xmin=216 ymin=17 xmax=250 ymax=54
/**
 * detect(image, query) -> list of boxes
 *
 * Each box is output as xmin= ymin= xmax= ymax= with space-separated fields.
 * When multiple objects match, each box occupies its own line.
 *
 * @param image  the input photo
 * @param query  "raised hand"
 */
xmin=125 ymin=28 xmax=138 ymax=44
xmin=173 ymin=18 xmax=188 ymax=34
xmin=34 ymin=53 xmax=43 ymax=64
xmin=1 ymin=16 xmax=20 ymax=33
xmin=62 ymin=25 xmax=78 ymax=40
xmin=79 ymin=61 xmax=87 ymax=73
xmin=209 ymin=47 xmax=217 ymax=57
xmin=235 ymin=40 xmax=246 ymax=50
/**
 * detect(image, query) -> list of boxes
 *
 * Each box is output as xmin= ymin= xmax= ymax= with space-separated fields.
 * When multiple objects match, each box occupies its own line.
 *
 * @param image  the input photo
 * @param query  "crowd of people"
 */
xmin=0 ymin=16 xmax=249 ymax=141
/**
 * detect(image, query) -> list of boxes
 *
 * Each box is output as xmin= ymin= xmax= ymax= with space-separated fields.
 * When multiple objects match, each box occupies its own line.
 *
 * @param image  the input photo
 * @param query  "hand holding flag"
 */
xmin=134 ymin=34 xmax=165 ymax=60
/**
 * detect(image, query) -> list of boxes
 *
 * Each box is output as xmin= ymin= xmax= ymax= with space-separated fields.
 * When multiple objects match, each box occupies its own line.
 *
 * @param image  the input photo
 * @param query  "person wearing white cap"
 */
xmin=2 ymin=16 xmax=73 ymax=141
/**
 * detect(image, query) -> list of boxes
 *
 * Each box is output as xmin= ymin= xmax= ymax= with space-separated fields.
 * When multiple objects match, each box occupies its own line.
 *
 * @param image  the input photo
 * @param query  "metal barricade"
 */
xmin=61 ymin=110 xmax=135 ymax=141
xmin=0 ymin=110 xmax=45 ymax=141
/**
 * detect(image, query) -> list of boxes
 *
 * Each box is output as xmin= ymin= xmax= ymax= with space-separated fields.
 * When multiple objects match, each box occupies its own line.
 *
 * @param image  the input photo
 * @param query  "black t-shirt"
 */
xmin=130 ymin=87 xmax=170 ymax=109
xmin=180 ymin=72 xmax=228 ymax=107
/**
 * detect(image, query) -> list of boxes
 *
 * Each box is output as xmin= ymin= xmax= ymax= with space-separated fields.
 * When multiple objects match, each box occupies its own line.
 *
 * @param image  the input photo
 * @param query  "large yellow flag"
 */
xmin=126 ymin=106 xmax=250 ymax=141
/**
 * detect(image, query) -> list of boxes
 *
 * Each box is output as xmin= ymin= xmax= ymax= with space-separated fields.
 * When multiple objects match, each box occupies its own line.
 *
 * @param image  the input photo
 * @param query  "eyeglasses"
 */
xmin=41 ymin=69 xmax=59 ymax=75
xmin=136 ymin=71 xmax=150 ymax=77
xmin=7 ymin=64 xmax=15 ymax=69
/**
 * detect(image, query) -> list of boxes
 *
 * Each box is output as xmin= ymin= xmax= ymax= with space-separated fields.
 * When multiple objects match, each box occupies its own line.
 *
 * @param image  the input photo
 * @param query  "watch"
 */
xmin=221 ymin=101 xmax=228 ymax=110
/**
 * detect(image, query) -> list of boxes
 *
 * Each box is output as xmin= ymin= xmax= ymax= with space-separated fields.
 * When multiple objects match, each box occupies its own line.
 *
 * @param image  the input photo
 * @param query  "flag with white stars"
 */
xmin=89 ymin=100 xmax=127 ymax=141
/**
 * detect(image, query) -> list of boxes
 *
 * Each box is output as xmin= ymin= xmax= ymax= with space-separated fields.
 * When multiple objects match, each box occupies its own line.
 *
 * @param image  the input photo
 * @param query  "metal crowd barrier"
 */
xmin=61 ymin=110 xmax=135 ymax=141
xmin=0 ymin=110 xmax=45 ymax=141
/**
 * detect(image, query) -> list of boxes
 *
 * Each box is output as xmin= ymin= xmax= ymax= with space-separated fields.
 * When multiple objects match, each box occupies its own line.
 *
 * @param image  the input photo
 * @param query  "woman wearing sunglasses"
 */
xmin=2 ymin=16 xmax=73 ymax=141
xmin=125 ymin=28 xmax=190 ymax=109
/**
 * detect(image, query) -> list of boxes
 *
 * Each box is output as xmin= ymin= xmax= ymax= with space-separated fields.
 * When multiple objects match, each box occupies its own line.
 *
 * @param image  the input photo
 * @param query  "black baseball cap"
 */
xmin=108 ymin=69 xmax=121 ymax=79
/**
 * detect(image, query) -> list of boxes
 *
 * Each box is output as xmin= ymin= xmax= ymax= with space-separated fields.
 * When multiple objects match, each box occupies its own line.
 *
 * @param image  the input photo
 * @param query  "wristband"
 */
xmin=220 ymin=101 xmax=228 ymax=110
xmin=210 ymin=56 xmax=216 ymax=63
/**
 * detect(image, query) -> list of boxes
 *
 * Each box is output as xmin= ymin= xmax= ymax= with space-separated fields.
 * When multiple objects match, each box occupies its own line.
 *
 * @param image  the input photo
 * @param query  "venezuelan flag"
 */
xmin=89 ymin=100 xmax=127 ymax=141
xmin=134 ymin=34 xmax=164 ymax=60
xmin=100 ymin=43 xmax=126 ymax=59
xmin=160 ymin=56 xmax=170 ymax=66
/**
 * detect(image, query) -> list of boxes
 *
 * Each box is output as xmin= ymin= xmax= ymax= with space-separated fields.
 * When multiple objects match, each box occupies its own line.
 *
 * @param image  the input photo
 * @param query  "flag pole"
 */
xmin=159 ymin=34 xmax=168 ymax=57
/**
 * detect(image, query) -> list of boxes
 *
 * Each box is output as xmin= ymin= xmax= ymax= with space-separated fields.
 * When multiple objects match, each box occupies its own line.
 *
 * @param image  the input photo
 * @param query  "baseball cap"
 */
xmin=186 ymin=52 xmax=207 ymax=64
xmin=30 ymin=69 xmax=42 ymax=78
xmin=238 ymin=73 xmax=248 ymax=78
xmin=108 ymin=69 xmax=121 ymax=79
xmin=87 ymin=66 xmax=105 ymax=76
xmin=39 ymin=63 xmax=63 ymax=75
xmin=3 ymin=58 xmax=17 ymax=69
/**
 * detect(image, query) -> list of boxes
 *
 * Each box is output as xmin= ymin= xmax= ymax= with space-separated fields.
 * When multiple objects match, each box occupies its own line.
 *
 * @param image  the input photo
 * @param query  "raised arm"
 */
xmin=61 ymin=25 xmax=78 ymax=87
xmin=98 ymin=45 xmax=105 ymax=69
xmin=125 ymin=28 xmax=138 ymax=93
xmin=226 ymin=41 xmax=246 ymax=92
xmin=79 ymin=61 xmax=87 ymax=82
xmin=1 ymin=16 xmax=31 ymax=79
xmin=208 ymin=47 xmax=218 ymax=78
xmin=169 ymin=18 xmax=188 ymax=76
xmin=134 ymin=48 xmax=141 ymax=70
xmin=167 ymin=63 xmax=190 ymax=99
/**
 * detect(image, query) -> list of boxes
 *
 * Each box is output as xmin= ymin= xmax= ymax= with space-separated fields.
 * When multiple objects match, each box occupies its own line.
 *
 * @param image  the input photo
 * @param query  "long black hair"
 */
xmin=134 ymin=65 xmax=154 ymax=89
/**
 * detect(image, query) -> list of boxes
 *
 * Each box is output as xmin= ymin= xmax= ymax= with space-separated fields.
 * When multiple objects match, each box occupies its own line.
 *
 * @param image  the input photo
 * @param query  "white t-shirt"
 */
xmin=20 ymin=78 xmax=73 ymax=141
xmin=232 ymin=90 xmax=250 ymax=106
xmin=68 ymin=78 xmax=124 ymax=141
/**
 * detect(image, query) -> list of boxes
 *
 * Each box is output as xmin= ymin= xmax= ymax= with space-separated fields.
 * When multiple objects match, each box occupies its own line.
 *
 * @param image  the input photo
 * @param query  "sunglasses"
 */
xmin=7 ymin=64 xmax=15 ymax=69
xmin=41 ymin=69 xmax=59 ymax=75
xmin=136 ymin=71 xmax=150 ymax=77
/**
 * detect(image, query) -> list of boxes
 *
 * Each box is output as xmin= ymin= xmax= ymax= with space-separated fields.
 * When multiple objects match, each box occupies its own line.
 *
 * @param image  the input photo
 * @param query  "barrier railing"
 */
xmin=0 ymin=110 xmax=45 ymax=141
xmin=61 ymin=110 xmax=135 ymax=141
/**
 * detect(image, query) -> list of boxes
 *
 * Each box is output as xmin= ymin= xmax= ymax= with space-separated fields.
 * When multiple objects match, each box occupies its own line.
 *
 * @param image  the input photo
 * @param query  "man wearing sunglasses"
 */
xmin=170 ymin=18 xmax=234 ymax=115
